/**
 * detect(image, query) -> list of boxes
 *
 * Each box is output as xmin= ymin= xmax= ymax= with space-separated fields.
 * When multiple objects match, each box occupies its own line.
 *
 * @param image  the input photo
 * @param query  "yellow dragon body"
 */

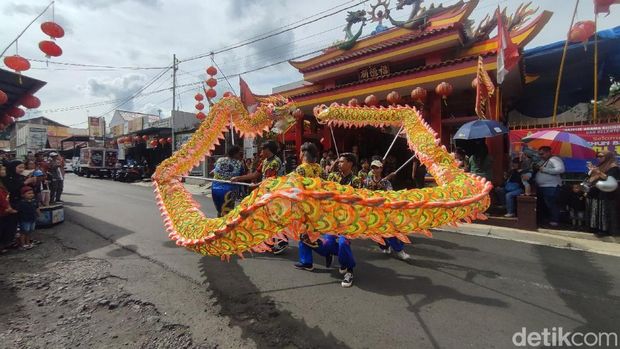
xmin=152 ymin=96 xmax=492 ymax=259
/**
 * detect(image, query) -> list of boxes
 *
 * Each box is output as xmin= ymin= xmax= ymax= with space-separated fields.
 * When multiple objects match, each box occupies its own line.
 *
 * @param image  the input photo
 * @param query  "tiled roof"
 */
xmin=302 ymin=24 xmax=460 ymax=73
xmin=292 ymin=51 xmax=496 ymax=99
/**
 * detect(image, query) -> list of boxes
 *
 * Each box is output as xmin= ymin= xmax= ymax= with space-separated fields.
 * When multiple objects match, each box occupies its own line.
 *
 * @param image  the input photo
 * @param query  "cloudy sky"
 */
xmin=1 ymin=0 xmax=617 ymax=128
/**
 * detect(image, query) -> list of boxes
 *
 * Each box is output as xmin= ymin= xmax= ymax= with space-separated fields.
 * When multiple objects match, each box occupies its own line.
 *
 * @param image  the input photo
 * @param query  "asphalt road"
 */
xmin=61 ymin=174 xmax=620 ymax=348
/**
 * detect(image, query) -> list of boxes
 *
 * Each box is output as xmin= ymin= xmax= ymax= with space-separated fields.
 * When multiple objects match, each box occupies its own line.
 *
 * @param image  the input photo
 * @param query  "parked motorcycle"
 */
xmin=114 ymin=164 xmax=145 ymax=182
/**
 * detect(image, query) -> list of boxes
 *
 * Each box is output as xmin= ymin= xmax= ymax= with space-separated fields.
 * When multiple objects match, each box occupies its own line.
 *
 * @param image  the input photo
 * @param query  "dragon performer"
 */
xmin=152 ymin=96 xmax=492 ymax=260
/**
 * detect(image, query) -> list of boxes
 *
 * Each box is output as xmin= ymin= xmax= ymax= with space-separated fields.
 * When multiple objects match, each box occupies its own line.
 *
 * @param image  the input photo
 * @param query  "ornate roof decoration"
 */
xmin=473 ymin=2 xmax=539 ymax=39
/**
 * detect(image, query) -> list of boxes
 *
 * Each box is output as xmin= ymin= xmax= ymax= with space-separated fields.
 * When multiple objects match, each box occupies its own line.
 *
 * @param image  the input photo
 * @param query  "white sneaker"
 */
xmin=395 ymin=250 xmax=411 ymax=260
xmin=341 ymin=272 xmax=354 ymax=288
xmin=338 ymin=267 xmax=347 ymax=275
xmin=382 ymin=246 xmax=392 ymax=255
xmin=504 ymin=213 xmax=515 ymax=218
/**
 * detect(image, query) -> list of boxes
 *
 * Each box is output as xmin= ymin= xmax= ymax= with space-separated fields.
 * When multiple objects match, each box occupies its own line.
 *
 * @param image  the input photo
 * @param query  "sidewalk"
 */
xmin=134 ymin=180 xmax=620 ymax=257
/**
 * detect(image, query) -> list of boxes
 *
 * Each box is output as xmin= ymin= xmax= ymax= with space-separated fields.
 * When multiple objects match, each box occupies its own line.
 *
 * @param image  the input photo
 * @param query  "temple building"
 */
xmin=273 ymin=0 xmax=552 ymax=186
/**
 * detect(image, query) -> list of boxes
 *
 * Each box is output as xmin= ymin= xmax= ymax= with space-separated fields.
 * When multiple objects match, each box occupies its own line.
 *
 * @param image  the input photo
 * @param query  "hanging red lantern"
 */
xmin=158 ymin=138 xmax=166 ymax=145
xmin=20 ymin=95 xmax=41 ymax=109
xmin=142 ymin=135 xmax=148 ymax=141
xmin=7 ymin=107 xmax=25 ymax=118
xmin=206 ymin=66 xmax=217 ymax=76
xmin=194 ymin=93 xmax=204 ymax=101
xmin=364 ymin=94 xmax=379 ymax=106
xmin=348 ymin=98 xmax=359 ymax=107
xmin=435 ymin=82 xmax=453 ymax=100
xmin=568 ymin=21 xmax=596 ymax=44
xmin=4 ymin=55 xmax=30 ymax=73
xmin=386 ymin=91 xmax=401 ymax=105
xmin=195 ymin=102 xmax=204 ymax=111
xmin=196 ymin=112 xmax=206 ymax=120
xmin=41 ymin=21 xmax=65 ymax=39
xmin=206 ymin=78 xmax=217 ymax=88
xmin=411 ymin=87 xmax=427 ymax=103
xmin=167 ymin=137 xmax=172 ymax=144
xmin=206 ymin=88 xmax=217 ymax=99
xmin=150 ymin=140 xmax=158 ymax=147
xmin=293 ymin=108 xmax=304 ymax=119
xmin=0 ymin=90 xmax=7 ymax=105
xmin=39 ymin=41 xmax=63 ymax=58
xmin=223 ymin=91 xmax=233 ymax=98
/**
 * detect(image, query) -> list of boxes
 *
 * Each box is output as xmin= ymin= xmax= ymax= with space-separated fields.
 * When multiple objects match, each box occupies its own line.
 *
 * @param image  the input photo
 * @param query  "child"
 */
xmin=358 ymin=158 xmax=370 ymax=179
xmin=567 ymin=184 xmax=586 ymax=228
xmin=16 ymin=186 xmax=40 ymax=250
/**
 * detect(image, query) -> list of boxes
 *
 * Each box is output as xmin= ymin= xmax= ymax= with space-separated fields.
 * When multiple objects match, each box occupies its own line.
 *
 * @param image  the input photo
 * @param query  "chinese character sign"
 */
xmin=359 ymin=63 xmax=390 ymax=81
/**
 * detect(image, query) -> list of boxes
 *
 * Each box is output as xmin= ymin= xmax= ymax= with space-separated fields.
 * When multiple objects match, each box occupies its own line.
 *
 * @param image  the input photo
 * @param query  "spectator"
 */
xmin=0 ymin=163 xmax=18 ymax=253
xmin=534 ymin=146 xmax=565 ymax=227
xmin=568 ymin=184 xmax=586 ymax=228
xmin=496 ymin=158 xmax=525 ymax=218
xmin=411 ymin=156 xmax=427 ymax=189
xmin=468 ymin=141 xmax=493 ymax=181
xmin=320 ymin=151 xmax=330 ymax=170
xmin=16 ymin=186 xmax=39 ymax=250
xmin=48 ymin=152 xmax=64 ymax=204
xmin=584 ymin=150 xmax=619 ymax=236
xmin=454 ymin=148 xmax=468 ymax=170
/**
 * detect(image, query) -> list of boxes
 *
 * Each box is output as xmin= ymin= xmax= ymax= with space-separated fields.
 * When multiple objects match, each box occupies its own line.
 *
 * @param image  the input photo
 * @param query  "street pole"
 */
xmin=171 ymin=54 xmax=177 ymax=152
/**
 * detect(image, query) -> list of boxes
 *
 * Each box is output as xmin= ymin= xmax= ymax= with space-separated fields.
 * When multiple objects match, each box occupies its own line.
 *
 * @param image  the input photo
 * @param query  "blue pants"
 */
xmin=298 ymin=234 xmax=356 ymax=270
xmin=212 ymin=187 xmax=235 ymax=217
xmin=538 ymin=186 xmax=560 ymax=223
xmin=505 ymin=188 xmax=524 ymax=214
xmin=379 ymin=237 xmax=404 ymax=252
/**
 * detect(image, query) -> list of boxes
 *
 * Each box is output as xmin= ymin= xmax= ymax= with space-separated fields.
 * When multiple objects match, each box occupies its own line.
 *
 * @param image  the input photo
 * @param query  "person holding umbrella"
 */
xmin=534 ymin=146 xmax=565 ymax=227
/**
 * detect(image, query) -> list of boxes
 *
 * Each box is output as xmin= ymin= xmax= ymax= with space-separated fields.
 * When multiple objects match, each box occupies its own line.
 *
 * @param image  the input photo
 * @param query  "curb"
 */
xmin=435 ymin=223 xmax=620 ymax=257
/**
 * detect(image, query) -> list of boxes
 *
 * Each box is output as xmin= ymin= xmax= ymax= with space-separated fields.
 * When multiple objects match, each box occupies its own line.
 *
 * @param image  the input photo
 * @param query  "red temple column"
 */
xmin=429 ymin=93 xmax=443 ymax=144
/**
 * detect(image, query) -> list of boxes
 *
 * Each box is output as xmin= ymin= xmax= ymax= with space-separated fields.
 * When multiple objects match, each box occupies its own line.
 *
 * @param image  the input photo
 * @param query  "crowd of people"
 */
xmin=0 ymin=151 xmax=66 ymax=253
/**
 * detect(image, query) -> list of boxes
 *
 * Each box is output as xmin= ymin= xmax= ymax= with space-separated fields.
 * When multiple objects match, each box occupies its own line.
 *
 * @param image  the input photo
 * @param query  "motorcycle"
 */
xmin=114 ymin=164 xmax=145 ymax=182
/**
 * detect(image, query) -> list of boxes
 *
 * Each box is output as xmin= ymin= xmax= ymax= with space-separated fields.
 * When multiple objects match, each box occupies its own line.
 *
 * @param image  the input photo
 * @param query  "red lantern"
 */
xmin=206 ymin=78 xmax=217 ymax=88
xmin=194 ymin=93 xmax=204 ymax=101
xmin=206 ymin=66 xmax=217 ymax=76
xmin=364 ymin=94 xmax=379 ymax=106
xmin=142 ymin=135 xmax=148 ymax=141
xmin=386 ymin=91 xmax=401 ymax=105
xmin=293 ymin=108 xmax=304 ymax=119
xmin=206 ymin=88 xmax=217 ymax=99
xmin=348 ymin=98 xmax=359 ymax=107
xmin=158 ymin=138 xmax=166 ymax=145
xmin=7 ymin=107 xmax=25 ymax=118
xmin=435 ymin=82 xmax=453 ymax=100
xmin=167 ymin=137 xmax=172 ymax=144
xmin=4 ymin=55 xmax=30 ymax=73
xmin=196 ymin=112 xmax=206 ymax=120
xmin=411 ymin=87 xmax=427 ymax=103
xmin=39 ymin=41 xmax=63 ymax=58
xmin=150 ymin=140 xmax=158 ymax=147
xmin=223 ymin=91 xmax=233 ymax=98
xmin=568 ymin=21 xmax=596 ymax=44
xmin=0 ymin=90 xmax=7 ymax=105
xmin=20 ymin=95 xmax=41 ymax=109
xmin=195 ymin=102 xmax=204 ymax=111
xmin=41 ymin=22 xmax=65 ymax=39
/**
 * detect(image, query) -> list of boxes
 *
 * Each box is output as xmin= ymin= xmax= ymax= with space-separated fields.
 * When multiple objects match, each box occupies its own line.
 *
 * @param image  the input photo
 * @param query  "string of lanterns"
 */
xmin=114 ymin=136 xmax=173 ymax=147
xmin=344 ymin=82 xmax=452 ymax=108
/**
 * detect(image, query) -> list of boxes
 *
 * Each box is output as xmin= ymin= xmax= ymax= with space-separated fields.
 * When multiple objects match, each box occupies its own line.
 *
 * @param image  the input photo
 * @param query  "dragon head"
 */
xmin=259 ymin=95 xmax=296 ymax=134
xmin=346 ymin=10 xmax=367 ymax=24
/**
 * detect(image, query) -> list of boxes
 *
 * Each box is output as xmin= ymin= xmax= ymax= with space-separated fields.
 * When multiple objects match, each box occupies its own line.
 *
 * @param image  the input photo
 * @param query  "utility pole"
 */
xmin=171 ymin=54 xmax=178 ymax=152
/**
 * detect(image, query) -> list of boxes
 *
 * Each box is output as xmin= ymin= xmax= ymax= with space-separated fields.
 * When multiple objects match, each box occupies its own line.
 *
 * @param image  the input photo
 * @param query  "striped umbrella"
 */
xmin=521 ymin=130 xmax=595 ymax=159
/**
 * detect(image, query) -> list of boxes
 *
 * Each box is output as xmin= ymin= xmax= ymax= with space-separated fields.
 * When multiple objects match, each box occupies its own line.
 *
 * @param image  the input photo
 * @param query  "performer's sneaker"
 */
xmin=341 ymin=272 xmax=354 ymax=288
xmin=272 ymin=241 xmax=288 ymax=255
xmin=395 ymin=250 xmax=411 ymax=261
xmin=338 ymin=267 xmax=348 ymax=275
xmin=382 ymin=246 xmax=392 ymax=255
xmin=294 ymin=263 xmax=314 ymax=271
xmin=325 ymin=254 xmax=333 ymax=268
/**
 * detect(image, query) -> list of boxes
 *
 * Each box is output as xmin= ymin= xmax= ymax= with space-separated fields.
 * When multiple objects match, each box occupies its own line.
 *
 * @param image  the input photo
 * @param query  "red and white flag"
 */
xmin=239 ymin=77 xmax=258 ymax=113
xmin=594 ymin=0 xmax=620 ymax=16
xmin=496 ymin=9 xmax=520 ymax=84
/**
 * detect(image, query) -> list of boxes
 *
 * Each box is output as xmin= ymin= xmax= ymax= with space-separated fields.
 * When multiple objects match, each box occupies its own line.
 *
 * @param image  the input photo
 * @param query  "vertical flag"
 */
xmin=239 ymin=77 xmax=258 ymax=113
xmin=496 ymin=9 xmax=520 ymax=84
xmin=475 ymin=56 xmax=496 ymax=119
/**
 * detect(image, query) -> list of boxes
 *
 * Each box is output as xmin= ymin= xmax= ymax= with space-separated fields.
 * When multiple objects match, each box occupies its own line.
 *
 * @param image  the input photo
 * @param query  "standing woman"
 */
xmin=585 ymin=150 xmax=620 ymax=236
xmin=211 ymin=146 xmax=245 ymax=217
xmin=3 ymin=160 xmax=37 ymax=248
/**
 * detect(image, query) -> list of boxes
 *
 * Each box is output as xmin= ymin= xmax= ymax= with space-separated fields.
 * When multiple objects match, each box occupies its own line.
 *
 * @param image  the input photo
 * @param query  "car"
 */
xmin=64 ymin=162 xmax=73 ymax=172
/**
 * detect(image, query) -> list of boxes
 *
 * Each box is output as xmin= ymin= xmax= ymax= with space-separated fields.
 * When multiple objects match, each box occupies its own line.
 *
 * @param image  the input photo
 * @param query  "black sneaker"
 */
xmin=341 ymin=272 xmax=354 ymax=288
xmin=272 ymin=241 xmax=288 ymax=255
xmin=293 ymin=263 xmax=314 ymax=271
xmin=325 ymin=254 xmax=333 ymax=268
